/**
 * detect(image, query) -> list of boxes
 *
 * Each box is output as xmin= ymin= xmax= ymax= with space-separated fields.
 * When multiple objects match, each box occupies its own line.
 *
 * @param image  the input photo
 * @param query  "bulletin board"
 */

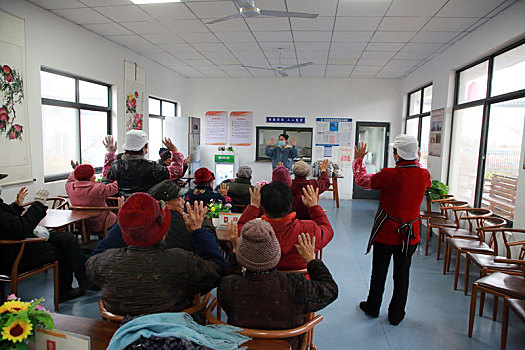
xmin=315 ymin=117 xmax=353 ymax=159
xmin=429 ymin=108 xmax=444 ymax=157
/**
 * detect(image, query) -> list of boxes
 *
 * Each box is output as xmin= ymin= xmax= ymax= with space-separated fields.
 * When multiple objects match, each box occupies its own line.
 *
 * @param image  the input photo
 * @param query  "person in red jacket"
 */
xmin=291 ymin=160 xmax=331 ymax=219
xmin=353 ymin=135 xmax=431 ymax=325
xmin=238 ymin=182 xmax=334 ymax=271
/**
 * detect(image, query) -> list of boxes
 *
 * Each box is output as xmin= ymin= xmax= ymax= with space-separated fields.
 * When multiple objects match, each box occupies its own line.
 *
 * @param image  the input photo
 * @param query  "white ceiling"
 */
xmin=29 ymin=0 xmax=518 ymax=79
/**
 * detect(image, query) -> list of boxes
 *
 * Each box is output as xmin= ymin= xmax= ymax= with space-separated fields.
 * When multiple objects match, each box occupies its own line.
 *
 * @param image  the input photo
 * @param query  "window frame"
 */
xmin=405 ymin=83 xmax=432 ymax=144
xmin=448 ymin=37 xmax=525 ymax=224
xmin=41 ymin=67 xmax=112 ymax=182
xmin=148 ymin=96 xmax=178 ymax=161
xmin=255 ymin=126 xmax=313 ymax=163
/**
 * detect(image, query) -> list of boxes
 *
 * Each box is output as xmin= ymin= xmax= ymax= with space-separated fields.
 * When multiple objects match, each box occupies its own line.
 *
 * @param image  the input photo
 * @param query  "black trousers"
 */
xmin=366 ymin=243 xmax=417 ymax=317
xmin=17 ymin=232 xmax=87 ymax=293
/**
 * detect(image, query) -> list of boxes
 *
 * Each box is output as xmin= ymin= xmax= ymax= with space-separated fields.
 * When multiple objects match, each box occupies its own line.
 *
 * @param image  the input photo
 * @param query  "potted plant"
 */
xmin=206 ymin=201 xmax=232 ymax=227
xmin=425 ymin=180 xmax=449 ymax=200
xmin=0 ymin=295 xmax=54 ymax=349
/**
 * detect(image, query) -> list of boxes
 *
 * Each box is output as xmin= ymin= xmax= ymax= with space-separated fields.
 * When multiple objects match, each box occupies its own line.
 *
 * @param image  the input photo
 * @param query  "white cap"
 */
xmin=122 ymin=130 xmax=148 ymax=151
xmin=389 ymin=134 xmax=418 ymax=160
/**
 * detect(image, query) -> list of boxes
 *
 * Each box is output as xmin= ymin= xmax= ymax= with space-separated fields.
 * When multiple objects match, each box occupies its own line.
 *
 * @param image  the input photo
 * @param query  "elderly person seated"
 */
xmin=238 ymin=182 xmax=333 ymax=271
xmin=272 ymin=164 xmax=292 ymax=187
xmin=219 ymin=220 xmax=338 ymax=350
xmin=65 ymin=164 xmax=119 ymax=233
xmin=0 ymin=176 xmax=90 ymax=302
xmin=291 ymin=160 xmax=330 ymax=220
xmin=216 ymin=166 xmax=253 ymax=211
xmin=185 ymin=168 xmax=230 ymax=205
xmin=86 ymin=193 xmax=224 ymax=316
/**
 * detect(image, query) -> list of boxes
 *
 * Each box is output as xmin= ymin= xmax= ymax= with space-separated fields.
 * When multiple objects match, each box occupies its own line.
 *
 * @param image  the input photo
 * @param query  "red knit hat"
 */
xmin=272 ymin=166 xmax=292 ymax=187
xmin=194 ymin=168 xmax=215 ymax=185
xmin=74 ymin=164 xmax=95 ymax=181
xmin=118 ymin=193 xmax=171 ymax=247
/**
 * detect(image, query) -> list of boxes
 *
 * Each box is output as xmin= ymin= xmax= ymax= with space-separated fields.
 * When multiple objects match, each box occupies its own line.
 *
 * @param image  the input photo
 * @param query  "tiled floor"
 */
xmin=9 ymin=199 xmax=524 ymax=349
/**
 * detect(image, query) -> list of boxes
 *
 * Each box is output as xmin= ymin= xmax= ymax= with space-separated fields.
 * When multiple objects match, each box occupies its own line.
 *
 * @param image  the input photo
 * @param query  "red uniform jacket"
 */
xmin=291 ymin=171 xmax=331 ymax=220
xmin=238 ymin=204 xmax=334 ymax=271
xmin=353 ymin=159 xmax=431 ymax=246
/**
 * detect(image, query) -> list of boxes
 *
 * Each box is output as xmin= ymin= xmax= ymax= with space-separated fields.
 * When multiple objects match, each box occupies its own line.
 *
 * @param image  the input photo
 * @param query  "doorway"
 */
xmin=352 ymin=122 xmax=390 ymax=200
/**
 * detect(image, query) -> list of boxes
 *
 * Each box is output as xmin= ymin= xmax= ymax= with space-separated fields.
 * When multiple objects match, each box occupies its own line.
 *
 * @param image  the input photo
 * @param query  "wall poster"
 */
xmin=315 ymin=117 xmax=353 ymax=162
xmin=230 ymin=111 xmax=252 ymax=146
xmin=124 ymin=61 xmax=146 ymax=131
xmin=429 ymin=108 xmax=444 ymax=157
xmin=205 ymin=111 xmax=228 ymax=145
xmin=0 ymin=9 xmax=33 ymax=186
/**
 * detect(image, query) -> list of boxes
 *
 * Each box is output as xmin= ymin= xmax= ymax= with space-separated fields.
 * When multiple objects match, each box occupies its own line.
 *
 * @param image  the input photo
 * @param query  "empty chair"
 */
xmin=426 ymin=200 xmax=469 ymax=258
xmin=501 ymin=298 xmax=525 ymax=350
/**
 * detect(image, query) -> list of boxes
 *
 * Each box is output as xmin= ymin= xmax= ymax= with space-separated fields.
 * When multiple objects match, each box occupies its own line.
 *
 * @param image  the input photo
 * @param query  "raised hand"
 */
xmin=295 ymin=233 xmax=316 ymax=263
xmin=103 ymin=136 xmax=117 ymax=153
xmin=267 ymin=137 xmax=275 ymax=147
xmin=162 ymin=137 xmax=178 ymax=153
xmin=183 ymin=201 xmax=207 ymax=232
xmin=184 ymin=155 xmax=191 ymax=165
xmin=219 ymin=183 xmax=229 ymax=196
xmin=291 ymin=136 xmax=297 ymax=147
xmin=277 ymin=161 xmax=284 ymax=167
xmin=319 ymin=159 xmax=329 ymax=172
xmin=226 ymin=221 xmax=239 ymax=252
xmin=354 ymin=142 xmax=369 ymax=160
xmin=301 ymin=184 xmax=319 ymax=208
xmin=33 ymin=189 xmax=49 ymax=206
xmin=15 ymin=187 xmax=28 ymax=206
xmin=70 ymin=160 xmax=79 ymax=169
xmin=249 ymin=185 xmax=261 ymax=208
xmin=117 ymin=196 xmax=125 ymax=210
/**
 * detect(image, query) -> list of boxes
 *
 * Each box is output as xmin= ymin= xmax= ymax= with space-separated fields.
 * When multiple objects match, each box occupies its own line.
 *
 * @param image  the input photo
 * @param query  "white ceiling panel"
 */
xmin=83 ymin=23 xmax=133 ymax=36
xmin=178 ymin=32 xmax=219 ymax=43
xmin=422 ymin=17 xmax=479 ymax=32
xmin=106 ymin=35 xmax=163 ymax=53
xmin=378 ymin=16 xmax=430 ymax=31
xmin=327 ymin=58 xmax=359 ymax=65
xmin=366 ymin=42 xmax=405 ymax=52
xmin=206 ymin=57 xmax=239 ymax=64
xmin=253 ymin=31 xmax=292 ymax=42
xmin=389 ymin=59 xmax=422 ymax=66
xmin=402 ymin=42 xmax=446 ymax=52
xmin=260 ymin=42 xmax=295 ymax=52
xmin=291 ymin=17 xmax=335 ymax=31
xmin=411 ymin=31 xmax=460 ymax=43
xmin=225 ymin=42 xmax=262 ymax=52
xmin=351 ymin=72 xmax=376 ymax=78
xmin=393 ymin=51 xmax=432 ymax=60
xmin=293 ymin=31 xmax=333 ymax=42
xmin=141 ymin=33 xmax=185 ymax=44
xmin=329 ymin=50 xmax=364 ymax=59
xmin=335 ymin=17 xmax=382 ymax=31
xmin=228 ymin=71 xmax=253 ymax=77
xmin=387 ymin=0 xmax=448 ymax=17
xmin=360 ymin=50 xmax=397 ymax=61
xmin=215 ymin=31 xmax=255 ymax=42
xmin=159 ymin=43 xmax=199 ymax=53
xmin=253 ymin=0 xmax=287 ymax=11
xmin=94 ymin=5 xmax=152 ymax=22
xmin=139 ymin=3 xmax=196 ymax=20
xmin=295 ymin=42 xmax=330 ymax=51
xmin=76 ymin=0 xmax=129 ymax=6
xmin=203 ymin=50 xmax=237 ymax=59
xmin=337 ymin=0 xmax=391 ymax=17
xmin=30 ymin=0 xmax=85 ymax=9
xmin=120 ymin=21 xmax=169 ymax=34
xmin=186 ymin=1 xmax=239 ymax=19
xmin=353 ymin=65 xmax=383 ymax=72
xmin=371 ymin=31 xmax=416 ymax=42
xmin=184 ymin=59 xmax=214 ymax=66
xmin=205 ymin=19 xmax=250 ymax=32
xmin=245 ymin=18 xmax=290 ymax=31
xmin=53 ymin=8 xmax=112 ymax=24
xmin=332 ymin=31 xmax=374 ymax=43
xmin=330 ymin=42 xmax=368 ymax=53
xmin=159 ymin=19 xmax=210 ymax=33
xmin=173 ymin=51 xmax=207 ymax=60
xmin=286 ymin=0 xmax=338 ymax=17
xmin=269 ymin=58 xmax=299 ymax=67
xmin=192 ymin=42 xmax=228 ymax=51
xmin=436 ymin=0 xmax=506 ymax=17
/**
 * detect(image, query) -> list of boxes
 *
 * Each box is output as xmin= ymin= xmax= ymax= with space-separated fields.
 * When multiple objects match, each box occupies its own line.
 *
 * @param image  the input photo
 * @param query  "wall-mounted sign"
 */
xmin=230 ymin=111 xmax=253 ymax=146
xmin=205 ymin=111 xmax=228 ymax=145
xmin=429 ymin=108 xmax=444 ymax=157
xmin=266 ymin=117 xmax=305 ymax=124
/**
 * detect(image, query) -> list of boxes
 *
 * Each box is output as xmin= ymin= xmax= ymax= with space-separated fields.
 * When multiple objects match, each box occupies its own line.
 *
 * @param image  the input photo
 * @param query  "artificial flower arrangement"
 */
xmin=0 ymin=295 xmax=54 ymax=349
xmin=205 ymin=200 xmax=232 ymax=219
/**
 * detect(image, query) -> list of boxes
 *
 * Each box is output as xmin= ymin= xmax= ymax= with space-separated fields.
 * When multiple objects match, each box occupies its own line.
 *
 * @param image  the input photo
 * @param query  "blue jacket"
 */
xmin=265 ymin=145 xmax=299 ymax=170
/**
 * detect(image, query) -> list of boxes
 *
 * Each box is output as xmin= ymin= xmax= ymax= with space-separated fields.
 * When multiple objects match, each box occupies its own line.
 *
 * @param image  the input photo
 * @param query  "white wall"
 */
xmin=185 ymin=78 xmax=402 ymax=200
xmin=0 ymin=0 xmax=187 ymax=202
xmin=400 ymin=0 xmax=525 ymax=227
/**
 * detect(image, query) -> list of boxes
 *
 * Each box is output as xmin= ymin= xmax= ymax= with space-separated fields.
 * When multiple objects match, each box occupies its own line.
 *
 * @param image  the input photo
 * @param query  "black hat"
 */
xmin=147 ymin=180 xmax=188 ymax=201
xmin=158 ymin=147 xmax=169 ymax=156
xmin=0 ymin=174 xmax=7 ymax=180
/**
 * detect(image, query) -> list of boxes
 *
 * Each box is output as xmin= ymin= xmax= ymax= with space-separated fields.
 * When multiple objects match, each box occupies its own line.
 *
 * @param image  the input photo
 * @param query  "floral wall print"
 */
xmin=0 ymin=63 xmax=24 ymax=140
xmin=124 ymin=62 xmax=146 ymax=132
xmin=125 ymin=91 xmax=143 ymax=130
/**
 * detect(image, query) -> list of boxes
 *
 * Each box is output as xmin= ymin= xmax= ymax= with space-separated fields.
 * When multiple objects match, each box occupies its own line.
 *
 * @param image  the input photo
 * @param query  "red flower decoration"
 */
xmin=134 ymin=91 xmax=138 ymax=97
xmin=13 ymin=124 xmax=22 ymax=132
xmin=0 ymin=113 xmax=8 ymax=121
xmin=3 ymin=65 xmax=10 ymax=74
xmin=6 ymin=74 xmax=13 ymax=82
xmin=8 ymin=131 xmax=16 ymax=139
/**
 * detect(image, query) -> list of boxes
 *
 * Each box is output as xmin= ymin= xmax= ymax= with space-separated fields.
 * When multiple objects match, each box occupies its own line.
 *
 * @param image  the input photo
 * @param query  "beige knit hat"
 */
xmin=237 ymin=219 xmax=281 ymax=272
xmin=292 ymin=161 xmax=310 ymax=177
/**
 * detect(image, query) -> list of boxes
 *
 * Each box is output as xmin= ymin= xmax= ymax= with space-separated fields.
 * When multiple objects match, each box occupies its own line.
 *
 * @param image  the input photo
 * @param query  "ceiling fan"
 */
xmin=206 ymin=0 xmax=318 ymax=25
xmin=242 ymin=49 xmax=313 ymax=77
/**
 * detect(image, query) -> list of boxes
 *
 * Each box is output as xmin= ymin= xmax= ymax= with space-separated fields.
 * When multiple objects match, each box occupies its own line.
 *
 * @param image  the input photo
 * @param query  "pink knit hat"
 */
xmin=272 ymin=166 xmax=292 ymax=187
xmin=237 ymin=219 xmax=281 ymax=272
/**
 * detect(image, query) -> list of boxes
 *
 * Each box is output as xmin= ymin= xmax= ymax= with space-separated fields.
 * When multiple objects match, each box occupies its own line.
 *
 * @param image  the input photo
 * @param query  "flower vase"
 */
xmin=212 ymin=218 xmax=219 ymax=227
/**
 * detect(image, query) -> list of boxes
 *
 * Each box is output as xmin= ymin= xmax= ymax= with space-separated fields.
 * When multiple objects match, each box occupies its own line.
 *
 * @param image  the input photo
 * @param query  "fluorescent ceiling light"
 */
xmin=130 ymin=0 xmax=181 ymax=4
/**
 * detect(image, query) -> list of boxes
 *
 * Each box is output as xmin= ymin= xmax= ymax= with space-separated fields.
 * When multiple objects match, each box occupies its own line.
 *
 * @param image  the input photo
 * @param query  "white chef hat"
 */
xmin=122 ymin=130 xmax=148 ymax=151
xmin=389 ymin=134 xmax=418 ymax=160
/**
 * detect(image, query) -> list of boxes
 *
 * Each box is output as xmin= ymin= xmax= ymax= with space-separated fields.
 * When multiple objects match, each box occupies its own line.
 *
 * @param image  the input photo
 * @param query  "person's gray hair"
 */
xmin=237 ymin=166 xmax=253 ymax=179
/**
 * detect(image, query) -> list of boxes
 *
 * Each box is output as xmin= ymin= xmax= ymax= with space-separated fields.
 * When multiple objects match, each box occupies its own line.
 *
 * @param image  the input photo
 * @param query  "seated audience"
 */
xmin=185 ymin=168 xmax=230 ymax=204
xmin=272 ymin=164 xmax=292 ymax=187
xmin=0 ymin=177 xmax=90 ymax=302
xmin=159 ymin=147 xmax=191 ymax=188
xmin=102 ymin=132 xmax=184 ymax=198
xmin=238 ymin=183 xmax=333 ymax=271
xmin=219 ymin=220 xmax=338 ymax=350
xmin=291 ymin=160 xmax=330 ymax=220
xmin=65 ymin=164 xmax=119 ymax=233
xmin=86 ymin=193 xmax=224 ymax=316
xmin=217 ymin=166 xmax=253 ymax=209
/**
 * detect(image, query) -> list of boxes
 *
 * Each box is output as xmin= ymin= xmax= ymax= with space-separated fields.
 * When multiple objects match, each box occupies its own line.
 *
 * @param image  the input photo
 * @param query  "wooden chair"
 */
xmin=0 ymin=238 xmax=59 ymax=312
xmin=469 ymin=261 xmax=525 ymax=338
xmin=427 ymin=200 xmax=469 ymax=259
xmin=501 ymin=298 xmax=525 ymax=350
xmin=23 ymin=197 xmax=68 ymax=210
xmin=319 ymin=175 xmax=340 ymax=209
xmin=443 ymin=217 xmax=507 ymax=291
xmin=464 ymin=228 xmax=525 ymax=295
xmin=420 ymin=194 xmax=453 ymax=225
xmin=69 ymin=205 xmax=119 ymax=243
xmin=205 ymin=298 xmax=323 ymax=350
xmin=98 ymin=293 xmax=211 ymax=323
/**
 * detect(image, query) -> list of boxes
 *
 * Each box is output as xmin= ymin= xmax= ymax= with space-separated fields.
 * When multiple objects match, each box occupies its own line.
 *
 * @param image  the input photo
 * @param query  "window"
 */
xmin=41 ymin=68 xmax=111 ymax=182
xmin=148 ymin=97 xmax=178 ymax=161
xmin=449 ymin=39 xmax=525 ymax=223
xmin=405 ymin=83 xmax=433 ymax=168
xmin=255 ymin=126 xmax=313 ymax=162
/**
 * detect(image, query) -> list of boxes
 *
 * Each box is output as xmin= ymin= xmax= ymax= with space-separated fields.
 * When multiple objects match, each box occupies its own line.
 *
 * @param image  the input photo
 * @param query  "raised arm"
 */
xmin=162 ymin=137 xmax=184 ymax=179
xmin=352 ymin=142 xmax=373 ymax=190
xmin=302 ymin=185 xmax=334 ymax=249
xmin=102 ymin=136 xmax=117 ymax=179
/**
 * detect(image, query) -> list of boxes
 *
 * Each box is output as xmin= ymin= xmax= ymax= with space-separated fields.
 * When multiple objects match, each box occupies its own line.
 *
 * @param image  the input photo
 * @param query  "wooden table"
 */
xmin=50 ymin=313 xmax=290 ymax=350
xmin=39 ymin=209 xmax=99 ymax=230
